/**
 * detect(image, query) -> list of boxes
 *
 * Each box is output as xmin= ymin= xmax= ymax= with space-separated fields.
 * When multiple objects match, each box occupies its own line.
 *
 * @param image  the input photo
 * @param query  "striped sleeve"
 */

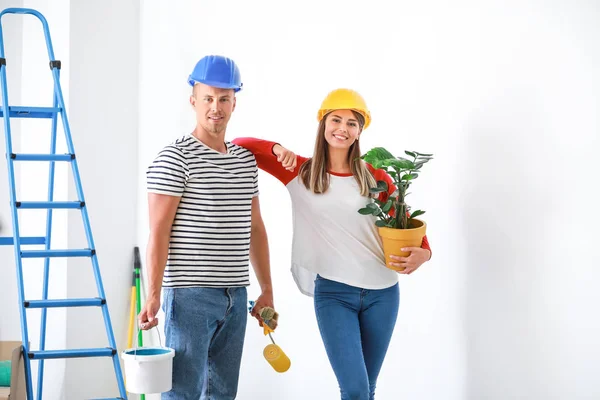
xmin=146 ymin=145 xmax=188 ymax=196
xmin=252 ymin=163 xmax=260 ymax=197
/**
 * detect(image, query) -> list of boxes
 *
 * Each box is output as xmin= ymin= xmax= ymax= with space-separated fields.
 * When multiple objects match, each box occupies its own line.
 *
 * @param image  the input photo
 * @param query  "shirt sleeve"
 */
xmin=252 ymin=162 xmax=260 ymax=197
xmin=146 ymin=145 xmax=188 ymax=196
xmin=232 ymin=137 xmax=308 ymax=185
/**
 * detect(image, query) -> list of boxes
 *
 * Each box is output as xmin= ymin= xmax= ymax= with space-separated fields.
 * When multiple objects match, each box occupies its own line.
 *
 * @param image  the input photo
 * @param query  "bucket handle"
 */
xmin=133 ymin=321 xmax=165 ymax=360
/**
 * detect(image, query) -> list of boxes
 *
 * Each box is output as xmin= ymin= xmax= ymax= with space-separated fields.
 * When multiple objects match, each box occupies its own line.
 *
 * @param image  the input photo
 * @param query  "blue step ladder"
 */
xmin=0 ymin=8 xmax=126 ymax=400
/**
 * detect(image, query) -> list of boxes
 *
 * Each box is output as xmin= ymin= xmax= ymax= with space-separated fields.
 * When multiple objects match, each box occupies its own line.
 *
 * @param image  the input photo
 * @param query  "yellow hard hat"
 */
xmin=317 ymin=88 xmax=371 ymax=130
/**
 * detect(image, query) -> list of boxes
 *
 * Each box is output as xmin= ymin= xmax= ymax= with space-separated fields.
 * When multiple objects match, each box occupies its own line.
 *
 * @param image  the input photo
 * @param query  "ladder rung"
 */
xmin=28 ymin=347 xmax=116 ymax=360
xmin=11 ymin=153 xmax=74 ymax=161
xmin=21 ymin=249 xmax=94 ymax=258
xmin=16 ymin=201 xmax=84 ymax=209
xmin=24 ymin=298 xmax=105 ymax=308
xmin=0 ymin=236 xmax=46 ymax=246
xmin=0 ymin=106 xmax=61 ymax=119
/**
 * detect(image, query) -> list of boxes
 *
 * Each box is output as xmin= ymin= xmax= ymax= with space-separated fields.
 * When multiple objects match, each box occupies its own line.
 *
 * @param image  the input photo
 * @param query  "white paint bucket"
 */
xmin=121 ymin=346 xmax=175 ymax=394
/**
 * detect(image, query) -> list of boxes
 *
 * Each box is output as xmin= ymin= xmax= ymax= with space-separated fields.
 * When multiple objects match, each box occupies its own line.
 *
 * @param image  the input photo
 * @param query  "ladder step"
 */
xmin=11 ymin=153 xmax=74 ymax=161
xmin=24 ymin=298 xmax=105 ymax=308
xmin=16 ymin=201 xmax=84 ymax=209
xmin=0 ymin=236 xmax=46 ymax=246
xmin=21 ymin=249 xmax=94 ymax=258
xmin=0 ymin=105 xmax=61 ymax=119
xmin=28 ymin=347 xmax=116 ymax=360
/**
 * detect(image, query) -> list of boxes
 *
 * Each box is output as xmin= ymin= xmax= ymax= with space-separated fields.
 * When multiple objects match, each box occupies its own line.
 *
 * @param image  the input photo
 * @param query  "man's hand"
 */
xmin=138 ymin=295 xmax=161 ymax=330
xmin=250 ymin=289 xmax=274 ymax=327
xmin=389 ymin=247 xmax=431 ymax=275
xmin=273 ymin=144 xmax=297 ymax=171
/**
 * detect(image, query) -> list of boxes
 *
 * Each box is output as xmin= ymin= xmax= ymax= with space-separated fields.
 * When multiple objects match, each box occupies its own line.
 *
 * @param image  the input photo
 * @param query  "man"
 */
xmin=138 ymin=55 xmax=274 ymax=399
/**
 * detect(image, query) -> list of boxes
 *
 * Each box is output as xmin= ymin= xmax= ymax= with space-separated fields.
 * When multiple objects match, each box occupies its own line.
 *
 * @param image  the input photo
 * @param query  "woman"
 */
xmin=233 ymin=88 xmax=431 ymax=400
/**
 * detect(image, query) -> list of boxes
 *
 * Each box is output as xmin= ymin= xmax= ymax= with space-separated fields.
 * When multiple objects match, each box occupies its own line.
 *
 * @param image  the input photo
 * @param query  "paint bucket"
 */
xmin=121 ymin=346 xmax=174 ymax=394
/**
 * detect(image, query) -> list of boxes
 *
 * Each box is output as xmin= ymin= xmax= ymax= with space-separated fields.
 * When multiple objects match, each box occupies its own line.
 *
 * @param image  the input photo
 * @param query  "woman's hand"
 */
xmin=273 ymin=144 xmax=297 ymax=171
xmin=389 ymin=247 xmax=431 ymax=275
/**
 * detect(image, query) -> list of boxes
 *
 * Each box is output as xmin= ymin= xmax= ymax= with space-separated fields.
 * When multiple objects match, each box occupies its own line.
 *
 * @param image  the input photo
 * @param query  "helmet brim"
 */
xmin=188 ymin=78 xmax=242 ymax=92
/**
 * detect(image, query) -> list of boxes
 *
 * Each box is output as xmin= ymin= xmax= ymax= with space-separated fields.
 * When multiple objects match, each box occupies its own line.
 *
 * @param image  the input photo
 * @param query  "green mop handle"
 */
xmin=134 ymin=246 xmax=145 ymax=400
xmin=134 ymin=246 xmax=143 ymax=347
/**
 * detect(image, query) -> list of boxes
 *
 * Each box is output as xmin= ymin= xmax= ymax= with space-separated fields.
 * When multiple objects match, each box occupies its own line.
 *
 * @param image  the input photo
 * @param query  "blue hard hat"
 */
xmin=188 ymin=55 xmax=243 ymax=92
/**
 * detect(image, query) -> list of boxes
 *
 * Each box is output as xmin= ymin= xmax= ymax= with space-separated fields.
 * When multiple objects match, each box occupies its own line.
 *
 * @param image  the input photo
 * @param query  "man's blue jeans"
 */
xmin=314 ymin=275 xmax=400 ymax=400
xmin=161 ymin=286 xmax=248 ymax=400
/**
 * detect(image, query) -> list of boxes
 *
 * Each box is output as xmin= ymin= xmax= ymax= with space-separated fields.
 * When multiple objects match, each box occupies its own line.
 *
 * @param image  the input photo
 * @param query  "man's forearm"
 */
xmin=146 ymin=233 xmax=170 ymax=299
xmin=249 ymin=224 xmax=273 ymax=293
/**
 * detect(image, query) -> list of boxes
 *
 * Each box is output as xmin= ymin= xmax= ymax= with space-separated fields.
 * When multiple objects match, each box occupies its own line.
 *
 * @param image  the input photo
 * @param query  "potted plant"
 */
xmin=358 ymin=147 xmax=433 ymax=271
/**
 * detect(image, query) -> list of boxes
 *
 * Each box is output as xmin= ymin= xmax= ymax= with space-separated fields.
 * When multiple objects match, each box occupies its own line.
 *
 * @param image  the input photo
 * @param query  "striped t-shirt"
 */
xmin=146 ymin=134 xmax=259 ymax=288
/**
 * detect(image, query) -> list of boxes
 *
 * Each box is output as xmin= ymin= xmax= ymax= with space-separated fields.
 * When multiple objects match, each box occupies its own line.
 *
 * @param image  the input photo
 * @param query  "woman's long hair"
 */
xmin=299 ymin=110 xmax=376 ymax=196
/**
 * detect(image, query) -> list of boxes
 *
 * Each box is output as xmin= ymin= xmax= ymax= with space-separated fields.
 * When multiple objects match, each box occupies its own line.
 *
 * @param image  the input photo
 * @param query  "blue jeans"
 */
xmin=314 ymin=275 xmax=400 ymax=400
xmin=161 ymin=286 xmax=248 ymax=400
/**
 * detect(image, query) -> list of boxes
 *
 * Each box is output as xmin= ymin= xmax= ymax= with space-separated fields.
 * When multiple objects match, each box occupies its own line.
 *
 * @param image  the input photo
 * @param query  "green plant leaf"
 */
xmin=377 ymin=180 xmax=388 ymax=191
xmin=358 ymin=207 xmax=374 ymax=215
xmin=361 ymin=147 xmax=395 ymax=166
xmin=378 ymin=160 xmax=393 ymax=169
xmin=369 ymin=160 xmax=381 ymax=169
xmin=414 ymin=152 xmax=433 ymax=157
xmin=366 ymin=202 xmax=379 ymax=211
xmin=401 ymin=173 xmax=418 ymax=181
xmin=405 ymin=151 xmax=416 ymax=158
xmin=387 ymin=159 xmax=416 ymax=170
xmin=370 ymin=187 xmax=386 ymax=194
xmin=382 ymin=200 xmax=392 ymax=213
xmin=375 ymin=220 xmax=388 ymax=227
xmin=409 ymin=210 xmax=425 ymax=218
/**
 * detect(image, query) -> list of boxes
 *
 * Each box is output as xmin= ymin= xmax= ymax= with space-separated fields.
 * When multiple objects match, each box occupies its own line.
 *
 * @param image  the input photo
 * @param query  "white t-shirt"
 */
xmin=232 ymin=137 xmax=430 ymax=297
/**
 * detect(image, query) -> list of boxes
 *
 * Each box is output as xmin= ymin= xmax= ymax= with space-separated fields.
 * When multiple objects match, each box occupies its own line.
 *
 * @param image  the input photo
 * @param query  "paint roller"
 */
xmin=248 ymin=300 xmax=291 ymax=373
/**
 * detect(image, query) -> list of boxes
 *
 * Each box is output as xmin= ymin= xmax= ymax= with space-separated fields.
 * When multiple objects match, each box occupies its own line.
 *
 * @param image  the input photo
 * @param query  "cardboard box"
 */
xmin=0 ymin=341 xmax=25 ymax=400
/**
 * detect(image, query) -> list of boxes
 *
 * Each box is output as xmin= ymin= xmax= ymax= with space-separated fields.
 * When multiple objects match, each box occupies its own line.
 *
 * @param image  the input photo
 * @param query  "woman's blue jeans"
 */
xmin=314 ymin=275 xmax=400 ymax=400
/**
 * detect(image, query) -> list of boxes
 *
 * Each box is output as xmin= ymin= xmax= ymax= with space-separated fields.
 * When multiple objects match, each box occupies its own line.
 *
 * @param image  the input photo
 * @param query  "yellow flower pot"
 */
xmin=378 ymin=219 xmax=426 ymax=271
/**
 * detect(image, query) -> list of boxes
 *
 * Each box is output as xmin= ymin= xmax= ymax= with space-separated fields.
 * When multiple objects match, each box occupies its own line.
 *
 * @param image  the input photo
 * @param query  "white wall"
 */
xmin=457 ymin=4 xmax=600 ymax=397
xmin=64 ymin=0 xmax=139 ymax=399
